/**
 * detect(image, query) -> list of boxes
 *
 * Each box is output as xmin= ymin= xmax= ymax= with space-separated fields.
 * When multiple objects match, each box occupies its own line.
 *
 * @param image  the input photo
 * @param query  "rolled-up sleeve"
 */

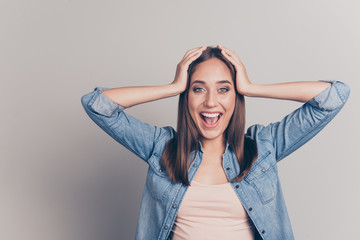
xmin=308 ymin=80 xmax=350 ymax=110
xmin=88 ymin=87 xmax=124 ymax=117
xmin=248 ymin=80 xmax=350 ymax=162
xmin=81 ymin=87 xmax=175 ymax=163
xmin=81 ymin=87 xmax=125 ymax=126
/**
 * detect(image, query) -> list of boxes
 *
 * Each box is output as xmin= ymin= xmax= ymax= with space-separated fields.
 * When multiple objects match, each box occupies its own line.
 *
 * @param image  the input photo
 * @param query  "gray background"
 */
xmin=1 ymin=0 xmax=359 ymax=239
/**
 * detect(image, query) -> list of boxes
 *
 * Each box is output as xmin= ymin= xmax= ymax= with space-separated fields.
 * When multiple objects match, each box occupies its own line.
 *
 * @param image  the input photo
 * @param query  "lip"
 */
xmin=199 ymin=111 xmax=223 ymax=128
xmin=200 ymin=111 xmax=223 ymax=115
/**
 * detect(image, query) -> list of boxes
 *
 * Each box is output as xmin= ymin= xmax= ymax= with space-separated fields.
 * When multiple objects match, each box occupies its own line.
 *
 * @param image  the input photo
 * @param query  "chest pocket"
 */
xmin=244 ymin=151 xmax=278 ymax=204
xmin=145 ymin=155 xmax=173 ymax=202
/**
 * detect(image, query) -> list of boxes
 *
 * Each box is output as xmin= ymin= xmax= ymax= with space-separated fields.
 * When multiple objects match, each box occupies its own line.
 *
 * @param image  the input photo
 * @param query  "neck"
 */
xmin=200 ymin=135 xmax=226 ymax=154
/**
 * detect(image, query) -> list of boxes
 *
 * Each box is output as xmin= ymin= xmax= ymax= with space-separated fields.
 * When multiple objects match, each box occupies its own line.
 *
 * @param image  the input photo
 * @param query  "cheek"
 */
xmin=188 ymin=94 xmax=201 ymax=111
xmin=187 ymin=97 xmax=198 ymax=120
xmin=222 ymin=94 xmax=236 ymax=110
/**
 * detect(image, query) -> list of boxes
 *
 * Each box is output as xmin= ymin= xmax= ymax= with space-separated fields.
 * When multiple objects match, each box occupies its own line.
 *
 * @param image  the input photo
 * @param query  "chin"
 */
xmin=198 ymin=129 xmax=224 ymax=142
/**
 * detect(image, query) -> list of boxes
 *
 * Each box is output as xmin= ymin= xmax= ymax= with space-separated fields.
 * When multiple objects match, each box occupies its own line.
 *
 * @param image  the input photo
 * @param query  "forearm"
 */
xmin=101 ymin=84 xmax=182 ymax=108
xmin=243 ymin=81 xmax=332 ymax=102
xmin=101 ymin=46 xmax=207 ymax=108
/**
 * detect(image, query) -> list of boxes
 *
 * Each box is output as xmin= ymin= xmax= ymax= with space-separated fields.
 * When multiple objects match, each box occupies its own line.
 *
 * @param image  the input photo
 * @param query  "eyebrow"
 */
xmin=191 ymin=80 xmax=232 ymax=85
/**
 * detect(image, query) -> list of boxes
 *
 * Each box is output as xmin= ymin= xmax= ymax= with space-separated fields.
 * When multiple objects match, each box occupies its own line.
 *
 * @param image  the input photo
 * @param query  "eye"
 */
xmin=218 ymin=87 xmax=229 ymax=93
xmin=193 ymin=87 xmax=204 ymax=93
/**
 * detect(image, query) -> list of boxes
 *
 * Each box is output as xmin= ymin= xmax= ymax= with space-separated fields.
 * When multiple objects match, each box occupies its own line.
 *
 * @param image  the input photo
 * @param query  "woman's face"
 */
xmin=188 ymin=58 xmax=236 ymax=143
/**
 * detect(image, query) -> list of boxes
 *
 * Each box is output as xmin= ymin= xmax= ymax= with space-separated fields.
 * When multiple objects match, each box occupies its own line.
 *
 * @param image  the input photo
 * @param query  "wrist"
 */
xmin=237 ymin=83 xmax=255 ymax=96
xmin=169 ymin=83 xmax=185 ymax=96
xmin=168 ymin=83 xmax=185 ymax=96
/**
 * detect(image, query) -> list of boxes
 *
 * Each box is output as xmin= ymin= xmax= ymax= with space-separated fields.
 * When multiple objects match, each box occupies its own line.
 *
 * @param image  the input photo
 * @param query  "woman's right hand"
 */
xmin=171 ymin=46 xmax=207 ymax=93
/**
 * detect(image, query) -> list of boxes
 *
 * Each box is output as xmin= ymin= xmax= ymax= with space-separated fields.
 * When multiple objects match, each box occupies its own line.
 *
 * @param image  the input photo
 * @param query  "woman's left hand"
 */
xmin=218 ymin=45 xmax=252 ymax=95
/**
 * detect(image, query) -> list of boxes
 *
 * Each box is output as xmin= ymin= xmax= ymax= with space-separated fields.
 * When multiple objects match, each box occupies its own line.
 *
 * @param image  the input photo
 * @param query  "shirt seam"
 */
xmin=276 ymin=107 xmax=332 ymax=161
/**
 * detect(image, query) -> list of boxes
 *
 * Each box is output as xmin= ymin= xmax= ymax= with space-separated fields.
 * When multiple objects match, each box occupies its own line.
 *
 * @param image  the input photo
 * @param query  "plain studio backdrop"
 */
xmin=1 ymin=0 xmax=359 ymax=239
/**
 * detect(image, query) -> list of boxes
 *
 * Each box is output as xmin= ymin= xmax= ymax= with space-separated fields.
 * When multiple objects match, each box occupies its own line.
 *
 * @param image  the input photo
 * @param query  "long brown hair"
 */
xmin=161 ymin=46 xmax=258 ymax=186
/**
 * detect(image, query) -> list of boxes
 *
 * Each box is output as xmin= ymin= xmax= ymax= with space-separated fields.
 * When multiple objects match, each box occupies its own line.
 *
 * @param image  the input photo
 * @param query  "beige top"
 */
xmin=171 ymin=180 xmax=255 ymax=240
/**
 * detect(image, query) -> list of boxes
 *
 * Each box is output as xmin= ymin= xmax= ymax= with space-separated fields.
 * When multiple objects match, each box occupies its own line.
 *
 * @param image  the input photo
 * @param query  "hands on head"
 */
xmin=101 ymin=45 xmax=253 ymax=109
xmin=172 ymin=45 xmax=252 ymax=96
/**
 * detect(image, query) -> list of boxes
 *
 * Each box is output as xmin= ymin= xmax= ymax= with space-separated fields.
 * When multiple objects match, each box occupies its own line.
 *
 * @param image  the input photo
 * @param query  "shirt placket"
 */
xmin=158 ymin=151 xmax=203 ymax=240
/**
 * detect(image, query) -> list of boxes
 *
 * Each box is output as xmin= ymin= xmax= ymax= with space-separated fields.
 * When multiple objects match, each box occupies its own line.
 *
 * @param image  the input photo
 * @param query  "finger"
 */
xmin=218 ymin=45 xmax=234 ymax=54
xmin=221 ymin=49 xmax=236 ymax=63
xmin=182 ymin=47 xmax=206 ymax=63
xmin=181 ymin=49 xmax=204 ymax=64
xmin=221 ymin=49 xmax=240 ymax=71
xmin=222 ymin=47 xmax=237 ymax=59
xmin=181 ymin=51 xmax=203 ymax=68
xmin=221 ymin=47 xmax=243 ymax=66
xmin=183 ymin=46 xmax=206 ymax=59
xmin=218 ymin=45 xmax=242 ymax=61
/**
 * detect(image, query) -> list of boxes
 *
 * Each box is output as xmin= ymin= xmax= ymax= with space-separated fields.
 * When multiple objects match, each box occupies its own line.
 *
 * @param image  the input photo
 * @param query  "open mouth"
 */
xmin=200 ymin=112 xmax=222 ymax=128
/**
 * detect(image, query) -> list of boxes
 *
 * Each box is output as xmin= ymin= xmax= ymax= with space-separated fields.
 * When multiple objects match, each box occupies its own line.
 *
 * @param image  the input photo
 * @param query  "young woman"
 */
xmin=81 ymin=45 xmax=350 ymax=240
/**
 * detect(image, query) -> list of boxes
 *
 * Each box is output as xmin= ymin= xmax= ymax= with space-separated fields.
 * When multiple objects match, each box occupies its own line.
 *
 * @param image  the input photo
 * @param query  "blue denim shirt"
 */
xmin=81 ymin=80 xmax=350 ymax=240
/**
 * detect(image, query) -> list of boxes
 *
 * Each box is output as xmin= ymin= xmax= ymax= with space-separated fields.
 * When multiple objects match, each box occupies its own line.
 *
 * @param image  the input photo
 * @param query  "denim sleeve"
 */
xmin=80 ymin=87 xmax=175 ymax=163
xmin=247 ymin=80 xmax=350 ymax=162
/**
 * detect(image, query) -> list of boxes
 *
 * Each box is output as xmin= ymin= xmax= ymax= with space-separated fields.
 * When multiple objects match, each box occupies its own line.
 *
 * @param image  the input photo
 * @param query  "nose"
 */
xmin=204 ymin=91 xmax=217 ymax=108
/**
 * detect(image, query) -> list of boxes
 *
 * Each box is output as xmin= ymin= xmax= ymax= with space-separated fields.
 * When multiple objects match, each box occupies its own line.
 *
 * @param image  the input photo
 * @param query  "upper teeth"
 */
xmin=201 ymin=112 xmax=220 ymax=118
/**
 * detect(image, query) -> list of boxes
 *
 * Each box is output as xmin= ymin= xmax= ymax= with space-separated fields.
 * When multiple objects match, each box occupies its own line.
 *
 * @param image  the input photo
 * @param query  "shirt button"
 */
xmin=172 ymin=204 xmax=177 ymax=209
xmin=261 ymin=168 xmax=266 ymax=173
xmin=262 ymin=230 xmax=265 ymax=234
xmin=226 ymin=167 xmax=230 ymax=170
xmin=193 ymin=163 xmax=197 ymax=167
xmin=249 ymin=207 xmax=253 ymax=211
xmin=159 ymin=169 xmax=163 ymax=173
xmin=235 ymin=185 xmax=239 ymax=188
xmin=164 ymin=226 xmax=169 ymax=230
